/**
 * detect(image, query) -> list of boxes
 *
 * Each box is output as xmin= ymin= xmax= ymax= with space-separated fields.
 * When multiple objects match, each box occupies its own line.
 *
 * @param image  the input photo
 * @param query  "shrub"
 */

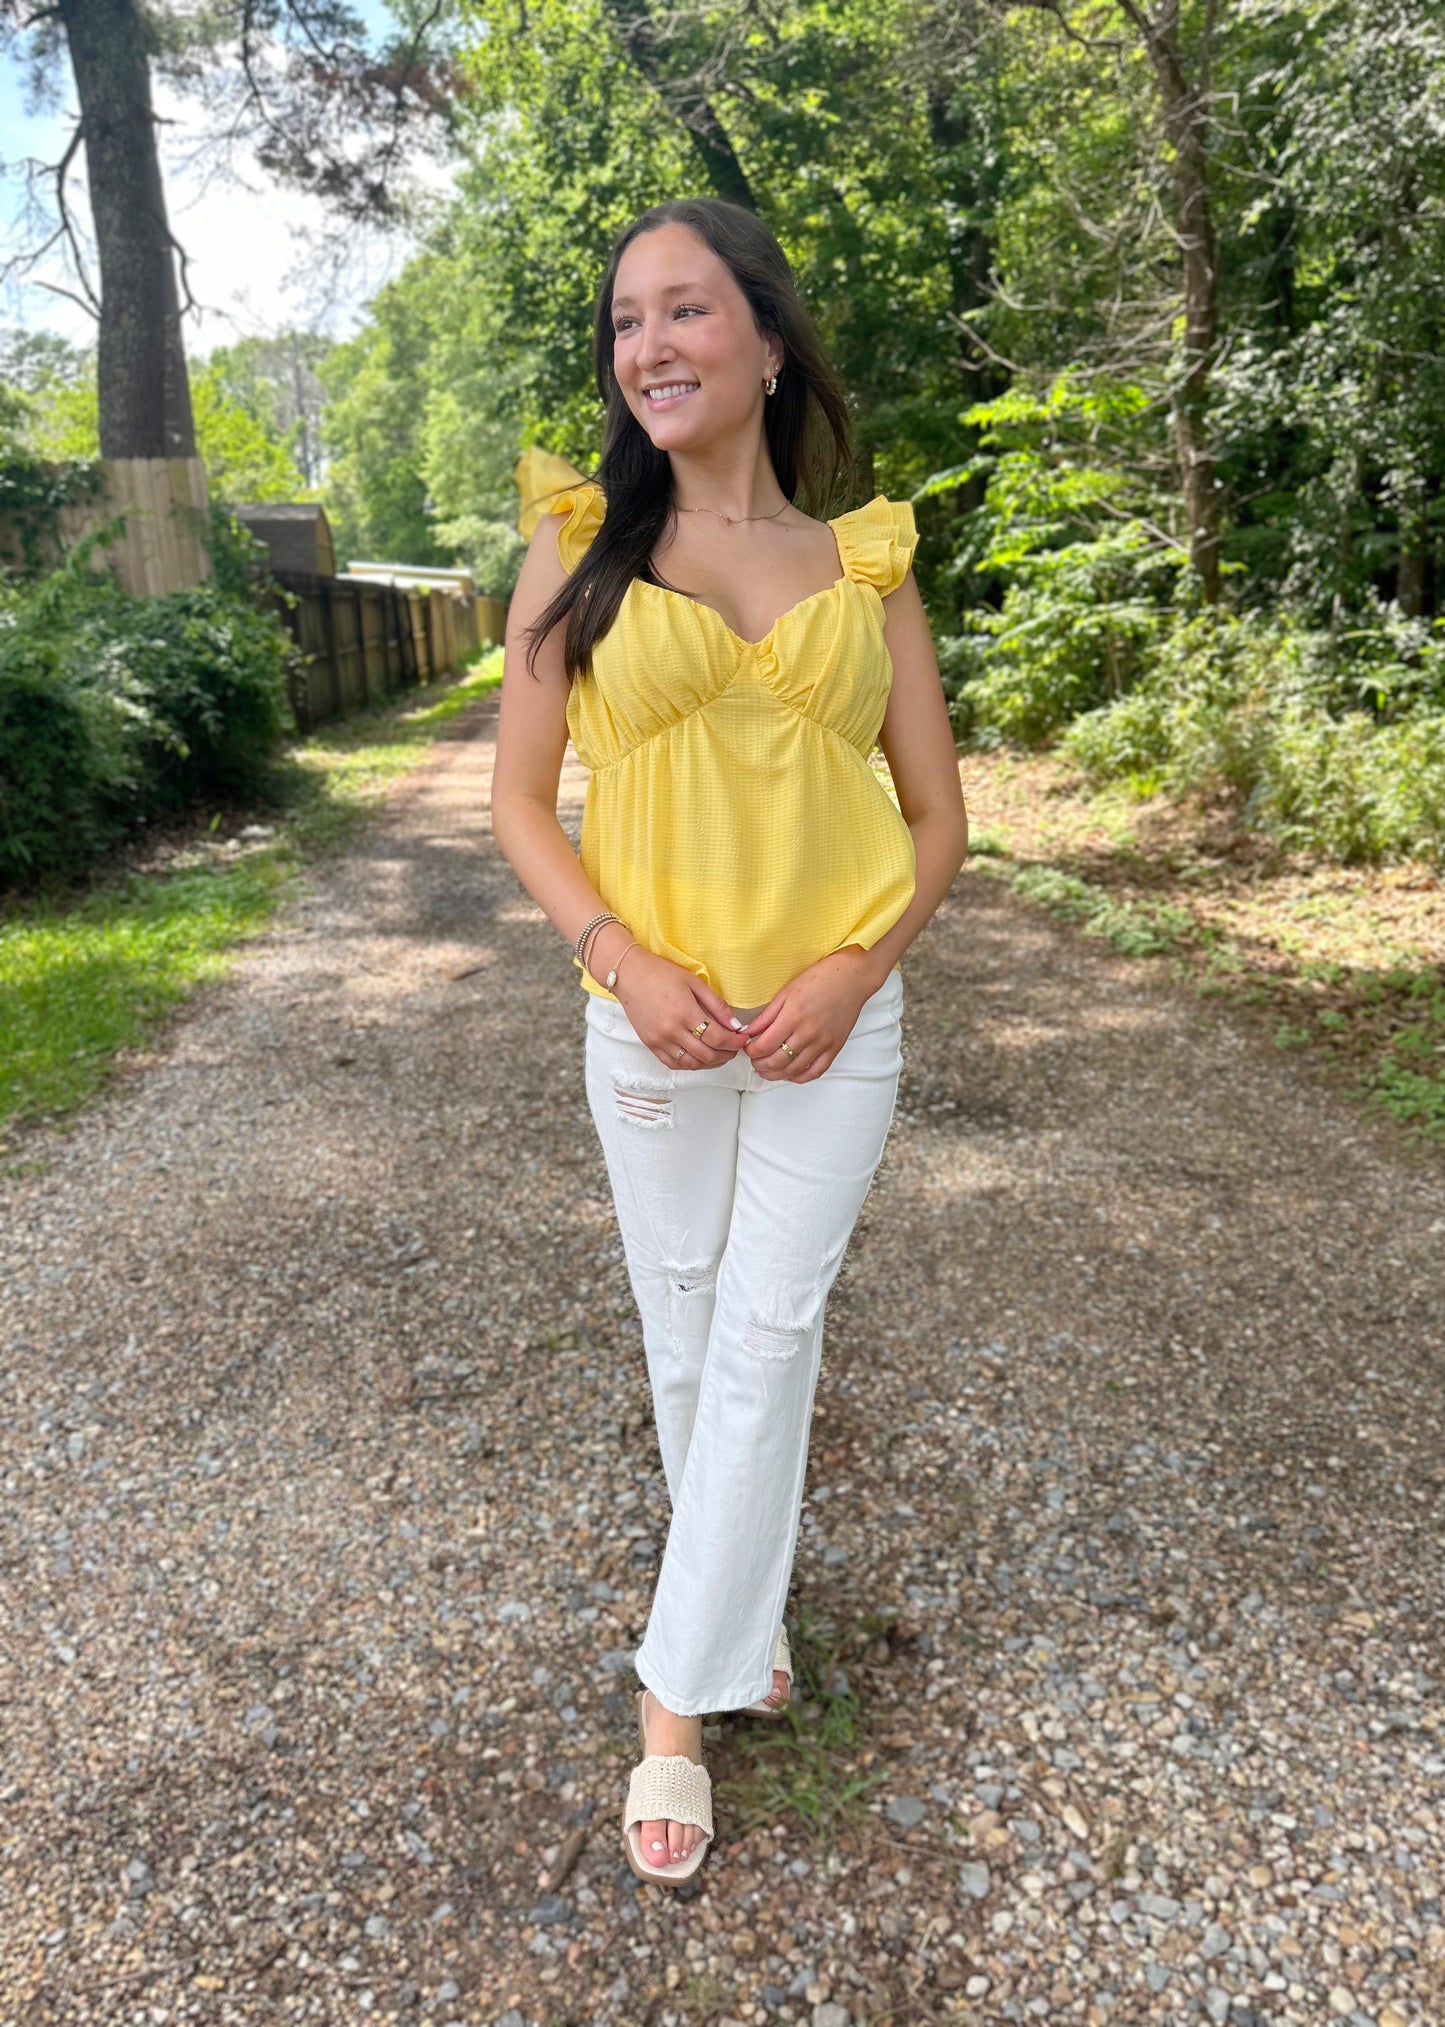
xmin=1055 ymin=605 xmax=1445 ymax=865
xmin=930 ymin=355 xmax=1445 ymax=866
xmin=1258 ymin=710 xmax=1445 ymax=864
xmin=0 ymin=508 xmax=297 ymax=888
xmin=0 ymin=661 xmax=104 ymax=882
xmin=945 ymin=528 xmax=1182 ymax=748
xmin=83 ymin=586 xmax=292 ymax=805
xmin=1059 ymin=688 xmax=1171 ymax=786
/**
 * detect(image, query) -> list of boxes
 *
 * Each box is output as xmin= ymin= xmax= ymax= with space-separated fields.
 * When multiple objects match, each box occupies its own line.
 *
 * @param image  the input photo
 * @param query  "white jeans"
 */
xmin=582 ymin=966 xmax=905 ymax=1716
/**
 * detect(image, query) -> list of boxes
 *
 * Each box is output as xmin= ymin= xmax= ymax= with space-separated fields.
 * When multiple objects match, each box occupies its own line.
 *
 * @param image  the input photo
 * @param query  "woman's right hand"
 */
xmin=615 ymin=948 xmax=749 ymax=1069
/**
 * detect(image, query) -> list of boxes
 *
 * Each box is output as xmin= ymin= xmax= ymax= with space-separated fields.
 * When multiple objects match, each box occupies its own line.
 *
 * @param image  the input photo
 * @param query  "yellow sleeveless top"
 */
xmin=548 ymin=481 xmax=919 ymax=1007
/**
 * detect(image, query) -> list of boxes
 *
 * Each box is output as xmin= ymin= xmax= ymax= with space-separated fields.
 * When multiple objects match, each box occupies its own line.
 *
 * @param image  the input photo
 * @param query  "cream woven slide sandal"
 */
xmin=621 ymin=1688 xmax=714 ymax=1886
xmin=743 ymin=1624 xmax=793 ymax=1717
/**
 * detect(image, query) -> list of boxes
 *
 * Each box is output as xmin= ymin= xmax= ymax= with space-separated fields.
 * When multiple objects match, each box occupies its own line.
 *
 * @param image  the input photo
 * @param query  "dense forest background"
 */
xmin=6 ymin=0 xmax=1445 ymax=867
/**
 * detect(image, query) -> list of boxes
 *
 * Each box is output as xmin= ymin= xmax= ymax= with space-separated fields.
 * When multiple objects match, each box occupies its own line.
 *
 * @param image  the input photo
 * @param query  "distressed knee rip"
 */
xmin=669 ymin=1262 xmax=717 ymax=1298
xmin=662 ymin=1259 xmax=718 ymax=1357
xmin=614 ymin=1073 xmax=674 ymax=1128
xmin=742 ymin=1314 xmax=812 ymax=1363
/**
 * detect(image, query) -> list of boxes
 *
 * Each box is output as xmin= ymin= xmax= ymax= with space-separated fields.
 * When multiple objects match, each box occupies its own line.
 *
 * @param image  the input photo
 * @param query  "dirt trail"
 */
xmin=2 ymin=692 xmax=1441 ymax=2027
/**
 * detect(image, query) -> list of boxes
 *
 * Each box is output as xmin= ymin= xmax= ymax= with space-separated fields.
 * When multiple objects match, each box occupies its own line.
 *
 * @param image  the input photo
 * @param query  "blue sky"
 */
xmin=0 ymin=0 xmax=453 ymax=357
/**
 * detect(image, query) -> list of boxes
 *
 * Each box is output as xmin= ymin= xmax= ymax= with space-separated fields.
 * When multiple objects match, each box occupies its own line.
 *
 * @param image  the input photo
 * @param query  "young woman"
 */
xmin=491 ymin=197 xmax=969 ymax=1887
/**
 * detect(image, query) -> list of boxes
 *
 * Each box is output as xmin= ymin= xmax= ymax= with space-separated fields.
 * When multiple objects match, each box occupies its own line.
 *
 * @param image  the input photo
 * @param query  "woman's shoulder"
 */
xmin=830 ymin=494 xmax=919 ymax=596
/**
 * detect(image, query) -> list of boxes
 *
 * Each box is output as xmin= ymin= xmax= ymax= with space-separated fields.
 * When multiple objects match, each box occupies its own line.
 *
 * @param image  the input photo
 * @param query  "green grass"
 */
xmin=1284 ymin=962 xmax=1445 ymax=1140
xmin=723 ymin=1599 xmax=892 ymax=1852
xmin=0 ymin=652 xmax=504 ymax=1144
xmin=274 ymin=652 xmax=505 ymax=854
xmin=0 ymin=860 xmax=286 ymax=1133
xmin=1009 ymin=863 xmax=1199 ymax=957
xmin=1374 ymin=1054 xmax=1445 ymax=1134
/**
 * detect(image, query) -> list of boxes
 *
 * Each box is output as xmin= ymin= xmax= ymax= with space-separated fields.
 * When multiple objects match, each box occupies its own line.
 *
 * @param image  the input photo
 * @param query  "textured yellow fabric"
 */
xmin=546 ymin=478 xmax=919 ymax=1007
xmin=515 ymin=445 xmax=593 ymax=542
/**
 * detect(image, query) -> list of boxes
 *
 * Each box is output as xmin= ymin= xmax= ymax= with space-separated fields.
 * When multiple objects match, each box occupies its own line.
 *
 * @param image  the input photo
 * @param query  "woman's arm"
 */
xmin=490 ymin=516 xmax=746 ymax=1059
xmin=738 ymin=567 xmax=969 ymax=1078
xmin=492 ymin=514 xmax=626 ymax=970
xmin=845 ymin=568 xmax=970 ymax=989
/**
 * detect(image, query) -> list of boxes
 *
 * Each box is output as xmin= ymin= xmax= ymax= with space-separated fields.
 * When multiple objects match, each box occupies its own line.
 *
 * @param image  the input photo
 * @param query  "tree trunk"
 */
xmin=57 ymin=0 xmax=196 ymax=458
xmin=927 ymin=79 xmax=1010 ymax=407
xmin=1121 ymin=0 xmax=1222 ymax=602
xmin=1397 ymin=471 xmax=1437 ymax=618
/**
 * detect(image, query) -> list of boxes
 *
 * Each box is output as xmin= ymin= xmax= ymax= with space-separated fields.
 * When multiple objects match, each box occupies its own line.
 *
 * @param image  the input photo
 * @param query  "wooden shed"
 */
xmin=233 ymin=502 xmax=336 ymax=577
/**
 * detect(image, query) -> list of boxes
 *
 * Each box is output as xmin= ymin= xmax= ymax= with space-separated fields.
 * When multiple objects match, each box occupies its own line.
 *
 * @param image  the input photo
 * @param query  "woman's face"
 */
xmin=609 ymin=221 xmax=783 ymax=455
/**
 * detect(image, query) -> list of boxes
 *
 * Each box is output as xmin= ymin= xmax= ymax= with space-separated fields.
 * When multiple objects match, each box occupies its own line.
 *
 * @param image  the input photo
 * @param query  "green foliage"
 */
xmin=1 ymin=356 xmax=104 ymax=595
xmin=199 ymin=332 xmax=331 ymax=490
xmin=0 ymin=385 xmax=106 ymax=581
xmin=0 ymin=653 xmax=107 ymax=886
xmin=16 ymin=365 xmax=100 ymax=461
xmin=1009 ymin=865 xmax=1195 ymax=958
xmin=86 ymin=580 xmax=293 ymax=806
xmin=948 ymin=524 xmax=1178 ymax=746
xmin=5 ymin=344 xmax=307 ymax=505
xmin=900 ymin=0 xmax=1445 ymax=878
xmin=930 ymin=375 xmax=1187 ymax=743
xmin=1059 ymin=606 xmax=1445 ymax=866
xmin=426 ymin=511 xmax=527 ymax=598
xmin=319 ymin=305 xmax=452 ymax=569
xmin=0 ymin=508 xmax=297 ymax=886
xmin=189 ymin=362 xmax=309 ymax=504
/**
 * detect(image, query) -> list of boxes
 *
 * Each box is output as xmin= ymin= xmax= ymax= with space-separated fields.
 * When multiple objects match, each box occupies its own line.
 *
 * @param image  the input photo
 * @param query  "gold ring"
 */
xmin=781 ymin=1041 xmax=796 ymax=1059
xmin=692 ymin=1020 xmax=710 ymax=1038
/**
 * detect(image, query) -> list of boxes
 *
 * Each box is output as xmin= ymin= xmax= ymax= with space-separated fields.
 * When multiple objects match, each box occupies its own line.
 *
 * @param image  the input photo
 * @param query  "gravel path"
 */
xmin=3 ymin=692 xmax=1442 ymax=2027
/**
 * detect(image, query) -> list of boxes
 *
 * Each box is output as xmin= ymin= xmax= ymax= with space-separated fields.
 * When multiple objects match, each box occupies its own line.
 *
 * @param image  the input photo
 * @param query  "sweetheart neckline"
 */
xmin=630 ymin=570 xmax=862 ymax=650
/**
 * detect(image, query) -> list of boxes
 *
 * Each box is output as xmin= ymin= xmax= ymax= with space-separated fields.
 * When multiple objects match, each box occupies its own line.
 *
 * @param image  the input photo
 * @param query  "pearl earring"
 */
xmin=766 ymin=373 xmax=778 ymax=396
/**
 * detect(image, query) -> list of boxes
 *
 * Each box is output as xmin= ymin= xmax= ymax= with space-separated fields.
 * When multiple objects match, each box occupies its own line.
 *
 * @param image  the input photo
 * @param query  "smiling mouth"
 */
xmin=643 ymin=382 xmax=700 ymax=407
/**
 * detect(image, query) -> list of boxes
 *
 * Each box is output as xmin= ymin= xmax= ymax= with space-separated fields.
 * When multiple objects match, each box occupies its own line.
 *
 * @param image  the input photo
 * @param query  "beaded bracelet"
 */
xmin=579 ymin=915 xmax=621 ymax=976
xmin=573 ymin=909 xmax=619 ymax=962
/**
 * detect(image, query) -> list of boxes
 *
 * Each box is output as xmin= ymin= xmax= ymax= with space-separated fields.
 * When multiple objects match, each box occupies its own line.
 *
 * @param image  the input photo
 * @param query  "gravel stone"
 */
xmin=1 ymin=697 xmax=1442 ymax=2025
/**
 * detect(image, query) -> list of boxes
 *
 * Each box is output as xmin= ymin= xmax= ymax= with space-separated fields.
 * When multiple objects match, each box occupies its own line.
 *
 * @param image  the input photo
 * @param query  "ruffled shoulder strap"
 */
xmin=514 ymin=446 xmax=606 ymax=571
xmin=831 ymin=495 xmax=918 ymax=596
xmin=545 ymin=483 xmax=606 ymax=573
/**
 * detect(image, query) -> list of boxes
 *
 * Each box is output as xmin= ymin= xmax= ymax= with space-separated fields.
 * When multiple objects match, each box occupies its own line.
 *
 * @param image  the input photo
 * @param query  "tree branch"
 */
xmin=1010 ymin=0 xmax=1126 ymax=54
xmin=0 ymin=123 xmax=103 ymax=314
xmin=599 ymin=0 xmax=757 ymax=210
xmin=31 ymin=274 xmax=102 ymax=321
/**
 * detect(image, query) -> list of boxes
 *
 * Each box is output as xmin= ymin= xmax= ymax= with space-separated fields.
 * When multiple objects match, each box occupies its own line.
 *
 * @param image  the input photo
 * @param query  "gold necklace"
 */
xmin=676 ymin=499 xmax=792 ymax=526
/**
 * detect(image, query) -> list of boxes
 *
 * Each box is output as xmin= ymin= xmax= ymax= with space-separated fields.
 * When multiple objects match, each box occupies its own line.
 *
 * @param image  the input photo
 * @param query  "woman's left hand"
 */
xmin=738 ymin=946 xmax=879 ymax=1082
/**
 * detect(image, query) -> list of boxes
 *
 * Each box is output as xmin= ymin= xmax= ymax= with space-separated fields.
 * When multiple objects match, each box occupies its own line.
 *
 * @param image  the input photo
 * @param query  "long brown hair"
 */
xmin=523 ymin=198 xmax=855 ymax=681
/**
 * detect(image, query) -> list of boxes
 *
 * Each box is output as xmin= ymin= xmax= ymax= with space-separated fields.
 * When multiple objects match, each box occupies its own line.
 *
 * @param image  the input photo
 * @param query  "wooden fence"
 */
xmin=0 ymin=456 xmax=213 ymax=596
xmin=267 ymin=570 xmax=507 ymax=731
xmin=1 ymin=458 xmax=508 ymax=730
